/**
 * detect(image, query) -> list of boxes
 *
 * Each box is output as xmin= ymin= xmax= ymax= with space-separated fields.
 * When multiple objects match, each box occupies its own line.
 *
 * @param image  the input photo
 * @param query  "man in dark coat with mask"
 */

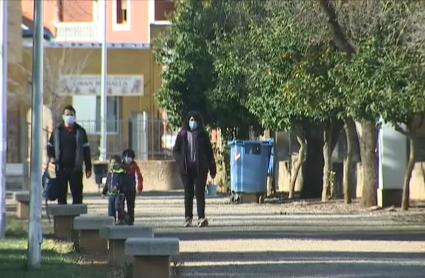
xmin=47 ymin=105 xmax=92 ymax=204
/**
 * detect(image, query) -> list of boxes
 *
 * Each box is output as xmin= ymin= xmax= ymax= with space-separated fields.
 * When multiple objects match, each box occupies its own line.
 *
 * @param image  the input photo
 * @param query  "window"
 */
xmin=113 ymin=0 xmax=131 ymax=31
xmin=73 ymin=96 xmax=120 ymax=134
xmin=154 ymin=0 xmax=175 ymax=22
xmin=58 ymin=0 xmax=64 ymax=22
xmin=115 ymin=0 xmax=129 ymax=25
xmin=95 ymin=96 xmax=119 ymax=133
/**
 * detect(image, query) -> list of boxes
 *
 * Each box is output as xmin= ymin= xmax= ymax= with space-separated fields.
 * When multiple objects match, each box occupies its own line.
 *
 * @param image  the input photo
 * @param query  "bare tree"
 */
xmin=8 ymin=62 xmax=32 ymax=108
xmin=7 ymin=47 xmax=93 ymax=165
xmin=8 ymin=47 xmax=93 ymax=116
xmin=43 ymin=47 xmax=93 ymax=122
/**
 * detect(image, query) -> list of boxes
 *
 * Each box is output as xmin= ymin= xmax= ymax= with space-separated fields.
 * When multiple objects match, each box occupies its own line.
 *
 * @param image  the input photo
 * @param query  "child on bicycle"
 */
xmin=102 ymin=155 xmax=128 ymax=224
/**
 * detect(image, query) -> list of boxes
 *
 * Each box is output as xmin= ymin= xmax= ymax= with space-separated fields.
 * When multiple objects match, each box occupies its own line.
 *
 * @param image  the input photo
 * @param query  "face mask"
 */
xmin=189 ymin=120 xmax=198 ymax=130
xmin=124 ymin=157 xmax=133 ymax=164
xmin=63 ymin=115 xmax=75 ymax=126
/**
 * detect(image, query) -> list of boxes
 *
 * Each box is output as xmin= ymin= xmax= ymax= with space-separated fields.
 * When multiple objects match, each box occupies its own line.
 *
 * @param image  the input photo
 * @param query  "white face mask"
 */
xmin=63 ymin=115 xmax=75 ymax=126
xmin=124 ymin=156 xmax=133 ymax=164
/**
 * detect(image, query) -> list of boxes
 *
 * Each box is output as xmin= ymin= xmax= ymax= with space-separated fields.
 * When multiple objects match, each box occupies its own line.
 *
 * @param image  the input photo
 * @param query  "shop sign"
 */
xmin=58 ymin=75 xmax=144 ymax=96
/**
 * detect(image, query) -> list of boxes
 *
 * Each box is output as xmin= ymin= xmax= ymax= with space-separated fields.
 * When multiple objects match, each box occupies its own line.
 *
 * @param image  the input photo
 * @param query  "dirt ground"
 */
xmin=6 ymin=191 xmax=425 ymax=277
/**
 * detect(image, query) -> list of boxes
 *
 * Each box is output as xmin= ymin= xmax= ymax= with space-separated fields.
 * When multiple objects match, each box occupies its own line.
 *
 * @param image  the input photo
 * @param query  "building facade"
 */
xmin=8 ymin=0 xmax=175 ymax=165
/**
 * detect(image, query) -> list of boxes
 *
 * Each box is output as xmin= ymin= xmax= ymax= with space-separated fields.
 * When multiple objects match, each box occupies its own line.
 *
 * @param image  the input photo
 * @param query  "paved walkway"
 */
xmin=93 ymin=191 xmax=425 ymax=277
xmin=7 ymin=190 xmax=425 ymax=277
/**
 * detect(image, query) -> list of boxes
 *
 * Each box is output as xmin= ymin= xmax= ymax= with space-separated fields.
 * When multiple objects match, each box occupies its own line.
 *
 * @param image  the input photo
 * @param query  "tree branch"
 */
xmin=318 ymin=0 xmax=356 ymax=56
xmin=395 ymin=123 xmax=408 ymax=136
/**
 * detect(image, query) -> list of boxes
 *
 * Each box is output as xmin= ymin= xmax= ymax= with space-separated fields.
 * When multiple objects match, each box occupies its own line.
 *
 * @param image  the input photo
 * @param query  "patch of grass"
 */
xmin=5 ymin=217 xmax=27 ymax=238
xmin=0 ymin=238 xmax=115 ymax=277
xmin=0 ymin=217 xmax=115 ymax=277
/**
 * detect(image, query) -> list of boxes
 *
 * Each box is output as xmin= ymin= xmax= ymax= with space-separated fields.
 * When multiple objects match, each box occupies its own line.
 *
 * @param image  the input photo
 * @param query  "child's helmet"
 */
xmin=110 ymin=155 xmax=122 ymax=169
xmin=122 ymin=148 xmax=136 ymax=159
xmin=110 ymin=154 xmax=122 ymax=162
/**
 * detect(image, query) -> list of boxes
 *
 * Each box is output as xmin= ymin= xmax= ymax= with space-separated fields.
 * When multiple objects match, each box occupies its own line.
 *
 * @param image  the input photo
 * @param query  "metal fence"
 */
xmin=25 ymin=116 xmax=177 ymax=162
xmin=80 ymin=116 xmax=176 ymax=160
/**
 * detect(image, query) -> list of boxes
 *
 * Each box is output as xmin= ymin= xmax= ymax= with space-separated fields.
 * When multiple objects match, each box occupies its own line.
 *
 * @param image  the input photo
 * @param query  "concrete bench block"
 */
xmin=73 ymin=216 xmax=114 ymax=255
xmin=99 ymin=225 xmax=154 ymax=266
xmin=6 ymin=163 xmax=25 ymax=190
xmin=47 ymin=204 xmax=87 ymax=216
xmin=99 ymin=225 xmax=154 ymax=239
xmin=14 ymin=191 xmax=30 ymax=219
xmin=46 ymin=204 xmax=88 ymax=240
xmin=74 ymin=215 xmax=114 ymax=230
xmin=126 ymin=237 xmax=180 ymax=278
xmin=14 ymin=191 xmax=30 ymax=202
xmin=6 ymin=163 xmax=25 ymax=176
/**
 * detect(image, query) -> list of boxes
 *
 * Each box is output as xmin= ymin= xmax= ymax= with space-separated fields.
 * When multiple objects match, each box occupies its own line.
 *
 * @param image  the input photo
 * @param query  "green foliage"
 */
xmin=154 ymin=0 xmax=262 ymax=138
xmin=330 ymin=0 xmax=425 ymax=125
xmin=331 ymin=39 xmax=391 ymax=122
xmin=155 ymin=0 xmax=425 ymax=138
xmin=154 ymin=0 xmax=215 ymax=127
xmin=210 ymin=1 xmax=265 ymax=138
xmin=239 ymin=2 xmax=345 ymax=131
xmin=380 ymin=43 xmax=425 ymax=125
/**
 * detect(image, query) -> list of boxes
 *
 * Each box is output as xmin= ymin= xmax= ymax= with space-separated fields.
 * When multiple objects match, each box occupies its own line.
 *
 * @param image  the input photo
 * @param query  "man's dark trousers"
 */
xmin=57 ymin=166 xmax=83 ymax=204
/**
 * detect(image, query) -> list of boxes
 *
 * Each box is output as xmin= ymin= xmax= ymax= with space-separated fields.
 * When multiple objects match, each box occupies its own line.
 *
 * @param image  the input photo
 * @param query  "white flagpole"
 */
xmin=28 ymin=0 xmax=44 ymax=267
xmin=0 ymin=0 xmax=8 ymax=239
xmin=99 ymin=0 xmax=108 ymax=161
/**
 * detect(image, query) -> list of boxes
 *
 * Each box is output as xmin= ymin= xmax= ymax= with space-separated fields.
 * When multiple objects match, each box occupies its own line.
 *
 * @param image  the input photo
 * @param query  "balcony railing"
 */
xmin=55 ymin=22 xmax=99 ymax=42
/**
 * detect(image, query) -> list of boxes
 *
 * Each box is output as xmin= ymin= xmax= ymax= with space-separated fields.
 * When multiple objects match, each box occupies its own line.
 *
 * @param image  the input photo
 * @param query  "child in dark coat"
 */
xmin=121 ymin=149 xmax=143 ymax=225
xmin=102 ymin=155 xmax=128 ymax=224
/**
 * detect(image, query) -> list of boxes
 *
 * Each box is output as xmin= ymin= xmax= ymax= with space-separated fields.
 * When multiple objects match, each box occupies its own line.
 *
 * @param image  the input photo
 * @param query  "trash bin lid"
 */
xmin=228 ymin=140 xmax=273 ymax=146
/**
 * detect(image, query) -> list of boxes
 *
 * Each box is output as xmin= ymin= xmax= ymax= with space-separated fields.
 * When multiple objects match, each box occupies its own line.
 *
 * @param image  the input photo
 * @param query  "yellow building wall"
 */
xmin=7 ymin=0 xmax=22 ymax=64
xmin=8 ymin=46 xmax=162 ymax=162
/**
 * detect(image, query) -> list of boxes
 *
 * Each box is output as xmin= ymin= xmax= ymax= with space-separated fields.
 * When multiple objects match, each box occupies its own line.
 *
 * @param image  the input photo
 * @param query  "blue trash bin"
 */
xmin=229 ymin=140 xmax=273 ymax=198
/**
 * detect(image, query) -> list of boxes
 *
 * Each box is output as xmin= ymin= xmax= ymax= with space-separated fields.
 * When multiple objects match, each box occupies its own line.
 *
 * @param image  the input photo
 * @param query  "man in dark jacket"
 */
xmin=173 ymin=111 xmax=216 ymax=228
xmin=47 ymin=105 xmax=92 ymax=204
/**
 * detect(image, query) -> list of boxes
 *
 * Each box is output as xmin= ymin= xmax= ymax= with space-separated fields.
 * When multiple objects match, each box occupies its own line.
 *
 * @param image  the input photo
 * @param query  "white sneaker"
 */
xmin=184 ymin=217 xmax=192 ymax=227
xmin=198 ymin=218 xmax=208 ymax=228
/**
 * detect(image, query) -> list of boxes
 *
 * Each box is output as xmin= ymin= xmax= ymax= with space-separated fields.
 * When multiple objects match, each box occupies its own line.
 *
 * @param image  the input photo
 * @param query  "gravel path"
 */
xmin=136 ymin=192 xmax=425 ymax=277
xmin=7 ymin=190 xmax=425 ymax=277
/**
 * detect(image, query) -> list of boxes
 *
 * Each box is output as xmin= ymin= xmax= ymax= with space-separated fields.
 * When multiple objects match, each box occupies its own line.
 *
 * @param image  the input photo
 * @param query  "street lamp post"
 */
xmin=27 ymin=0 xmax=44 ymax=267
xmin=99 ymin=0 xmax=108 ymax=161
xmin=0 ymin=0 xmax=8 ymax=239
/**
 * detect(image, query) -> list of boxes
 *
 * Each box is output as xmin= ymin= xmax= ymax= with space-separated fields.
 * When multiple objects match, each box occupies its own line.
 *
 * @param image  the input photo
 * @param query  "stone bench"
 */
xmin=99 ymin=225 xmax=154 ymax=266
xmin=46 ymin=204 xmax=87 ymax=240
xmin=14 ymin=191 xmax=30 ymax=219
xmin=73 ymin=215 xmax=114 ymax=255
xmin=6 ymin=163 xmax=25 ymax=190
xmin=125 ymin=237 xmax=180 ymax=278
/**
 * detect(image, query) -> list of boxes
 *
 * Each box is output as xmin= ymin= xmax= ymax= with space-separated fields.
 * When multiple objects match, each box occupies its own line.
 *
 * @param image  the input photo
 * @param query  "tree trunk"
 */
xmin=343 ymin=119 xmax=356 ymax=204
xmin=289 ymin=128 xmax=307 ymax=199
xmin=402 ymin=134 xmax=417 ymax=210
xmin=322 ymin=123 xmax=333 ymax=201
xmin=358 ymin=120 xmax=377 ymax=207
